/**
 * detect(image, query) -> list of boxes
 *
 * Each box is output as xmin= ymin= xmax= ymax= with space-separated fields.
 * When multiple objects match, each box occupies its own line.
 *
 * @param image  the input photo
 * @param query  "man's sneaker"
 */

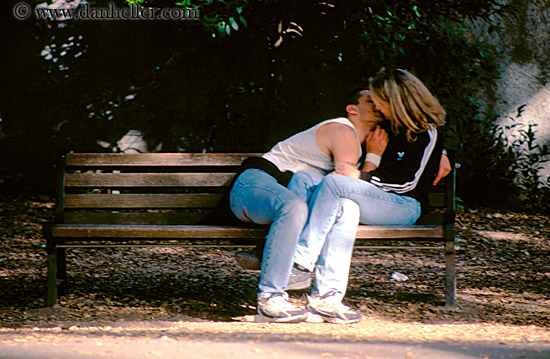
xmin=306 ymin=291 xmax=362 ymax=324
xmin=235 ymin=250 xmax=261 ymax=270
xmin=255 ymin=294 xmax=308 ymax=323
xmin=285 ymin=263 xmax=312 ymax=290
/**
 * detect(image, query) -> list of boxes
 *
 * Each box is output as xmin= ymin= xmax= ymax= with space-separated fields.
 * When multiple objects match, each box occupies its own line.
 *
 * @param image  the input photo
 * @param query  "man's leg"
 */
xmin=230 ymin=169 xmax=308 ymax=323
xmin=236 ymin=170 xmax=324 ymax=272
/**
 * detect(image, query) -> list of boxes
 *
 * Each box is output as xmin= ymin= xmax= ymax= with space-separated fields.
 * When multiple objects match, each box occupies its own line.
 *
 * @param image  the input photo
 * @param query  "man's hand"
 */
xmin=366 ymin=126 xmax=388 ymax=155
xmin=433 ymin=153 xmax=451 ymax=185
xmin=333 ymin=161 xmax=360 ymax=178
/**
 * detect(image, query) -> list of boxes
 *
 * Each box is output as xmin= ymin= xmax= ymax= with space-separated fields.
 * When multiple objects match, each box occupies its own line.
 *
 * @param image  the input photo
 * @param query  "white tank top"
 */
xmin=262 ymin=117 xmax=361 ymax=174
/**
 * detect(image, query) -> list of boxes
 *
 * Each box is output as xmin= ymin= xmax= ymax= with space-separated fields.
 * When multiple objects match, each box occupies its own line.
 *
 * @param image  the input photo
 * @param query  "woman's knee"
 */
xmin=324 ymin=173 xmax=344 ymax=185
xmin=321 ymin=174 xmax=349 ymax=194
xmin=339 ymin=198 xmax=360 ymax=218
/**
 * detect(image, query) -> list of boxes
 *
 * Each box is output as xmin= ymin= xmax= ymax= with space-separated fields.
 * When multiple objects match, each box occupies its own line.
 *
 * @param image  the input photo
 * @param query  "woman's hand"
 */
xmin=366 ymin=126 xmax=389 ymax=155
xmin=433 ymin=153 xmax=451 ymax=185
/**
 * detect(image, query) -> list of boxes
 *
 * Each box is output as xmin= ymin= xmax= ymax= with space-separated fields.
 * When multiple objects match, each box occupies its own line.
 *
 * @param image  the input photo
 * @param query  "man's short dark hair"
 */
xmin=332 ymin=88 xmax=366 ymax=117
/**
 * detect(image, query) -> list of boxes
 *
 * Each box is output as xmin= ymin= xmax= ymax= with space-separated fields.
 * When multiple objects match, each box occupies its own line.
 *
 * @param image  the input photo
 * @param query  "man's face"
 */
xmin=356 ymin=91 xmax=384 ymax=123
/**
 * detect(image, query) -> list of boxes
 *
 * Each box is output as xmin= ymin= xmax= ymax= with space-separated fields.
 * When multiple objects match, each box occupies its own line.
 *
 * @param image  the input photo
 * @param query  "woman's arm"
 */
xmin=365 ymin=129 xmax=443 ymax=194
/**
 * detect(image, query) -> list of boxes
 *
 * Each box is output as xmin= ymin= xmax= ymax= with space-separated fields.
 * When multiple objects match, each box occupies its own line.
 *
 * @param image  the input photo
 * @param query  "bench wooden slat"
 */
xmin=50 ymin=224 xmax=442 ymax=240
xmin=50 ymin=224 xmax=268 ymax=239
xmin=66 ymin=153 xmax=261 ymax=167
xmin=65 ymin=173 xmax=235 ymax=187
xmin=357 ymin=225 xmax=443 ymax=239
xmin=65 ymin=193 xmax=222 ymax=209
xmin=64 ymin=211 xmax=206 ymax=225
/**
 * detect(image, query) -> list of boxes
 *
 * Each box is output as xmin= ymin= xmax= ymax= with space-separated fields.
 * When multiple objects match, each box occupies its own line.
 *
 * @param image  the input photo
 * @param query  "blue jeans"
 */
xmin=287 ymin=170 xmax=324 ymax=203
xmin=229 ymin=169 xmax=308 ymax=297
xmin=291 ymin=171 xmax=421 ymax=301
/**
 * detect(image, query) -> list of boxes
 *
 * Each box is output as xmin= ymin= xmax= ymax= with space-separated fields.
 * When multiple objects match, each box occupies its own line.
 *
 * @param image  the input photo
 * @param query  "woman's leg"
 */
xmin=230 ymin=169 xmax=308 ymax=295
xmin=295 ymin=174 xmax=420 ymax=286
xmin=313 ymin=198 xmax=360 ymax=301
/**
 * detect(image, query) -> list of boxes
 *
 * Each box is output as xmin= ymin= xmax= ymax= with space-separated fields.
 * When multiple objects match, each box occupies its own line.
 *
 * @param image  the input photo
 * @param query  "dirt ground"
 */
xmin=0 ymin=195 xmax=549 ymax=357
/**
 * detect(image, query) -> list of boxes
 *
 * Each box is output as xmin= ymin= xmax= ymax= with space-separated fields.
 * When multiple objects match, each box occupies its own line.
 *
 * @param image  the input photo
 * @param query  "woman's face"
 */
xmin=371 ymin=94 xmax=392 ymax=120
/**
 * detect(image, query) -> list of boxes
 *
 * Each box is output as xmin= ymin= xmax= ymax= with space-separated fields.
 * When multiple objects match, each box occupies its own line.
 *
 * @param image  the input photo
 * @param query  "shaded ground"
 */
xmin=0 ymin=195 xmax=549 ymax=357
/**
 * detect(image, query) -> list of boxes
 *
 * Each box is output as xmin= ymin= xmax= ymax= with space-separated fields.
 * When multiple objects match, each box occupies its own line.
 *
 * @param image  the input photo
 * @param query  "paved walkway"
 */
xmin=1 ymin=319 xmax=549 ymax=359
xmin=1 ymin=336 xmax=549 ymax=359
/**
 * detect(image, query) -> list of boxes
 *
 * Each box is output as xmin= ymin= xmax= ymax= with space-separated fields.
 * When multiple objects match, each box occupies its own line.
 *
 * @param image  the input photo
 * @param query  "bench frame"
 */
xmin=44 ymin=152 xmax=456 ymax=307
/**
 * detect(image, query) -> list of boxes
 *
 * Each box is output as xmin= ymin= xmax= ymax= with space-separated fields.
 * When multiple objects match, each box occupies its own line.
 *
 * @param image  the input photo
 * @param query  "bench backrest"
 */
xmin=56 ymin=153 xmax=455 ymax=226
xmin=56 ymin=153 xmax=257 ymax=225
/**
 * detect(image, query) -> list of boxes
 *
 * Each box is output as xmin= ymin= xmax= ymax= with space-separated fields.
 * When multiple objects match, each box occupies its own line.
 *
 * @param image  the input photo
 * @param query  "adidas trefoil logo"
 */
xmin=397 ymin=151 xmax=405 ymax=161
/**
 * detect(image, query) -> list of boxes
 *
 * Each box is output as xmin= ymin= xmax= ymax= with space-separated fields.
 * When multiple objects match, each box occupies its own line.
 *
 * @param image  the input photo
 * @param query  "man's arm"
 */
xmin=316 ymin=123 xmax=361 ymax=177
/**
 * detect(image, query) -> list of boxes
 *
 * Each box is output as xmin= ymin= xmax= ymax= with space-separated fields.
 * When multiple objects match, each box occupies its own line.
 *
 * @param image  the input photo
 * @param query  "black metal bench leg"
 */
xmin=444 ymin=229 xmax=456 ymax=306
xmin=46 ymin=238 xmax=58 ymax=307
xmin=57 ymin=247 xmax=68 ymax=296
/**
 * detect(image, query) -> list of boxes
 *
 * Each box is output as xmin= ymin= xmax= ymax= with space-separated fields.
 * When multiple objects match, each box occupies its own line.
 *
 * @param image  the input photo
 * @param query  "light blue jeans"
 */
xmin=229 ymin=169 xmax=308 ymax=297
xmin=290 ymin=171 xmax=421 ymax=301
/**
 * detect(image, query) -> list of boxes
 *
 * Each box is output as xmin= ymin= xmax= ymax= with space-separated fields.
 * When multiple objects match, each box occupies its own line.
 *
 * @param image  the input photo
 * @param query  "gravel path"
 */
xmin=1 ymin=196 xmax=549 ymax=358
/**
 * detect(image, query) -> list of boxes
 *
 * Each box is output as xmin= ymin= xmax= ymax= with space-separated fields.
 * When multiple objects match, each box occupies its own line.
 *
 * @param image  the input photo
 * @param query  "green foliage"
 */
xmin=457 ymin=104 xmax=550 ymax=212
xmin=455 ymin=107 xmax=521 ymax=208
xmin=503 ymin=115 xmax=550 ymax=212
xmin=3 ymin=0 xmax=546 ymax=213
xmin=347 ymin=1 xmax=539 ymax=210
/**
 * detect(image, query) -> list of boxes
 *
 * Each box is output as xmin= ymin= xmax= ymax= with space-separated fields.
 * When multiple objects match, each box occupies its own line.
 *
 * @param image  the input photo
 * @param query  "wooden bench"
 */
xmin=44 ymin=152 xmax=456 ymax=307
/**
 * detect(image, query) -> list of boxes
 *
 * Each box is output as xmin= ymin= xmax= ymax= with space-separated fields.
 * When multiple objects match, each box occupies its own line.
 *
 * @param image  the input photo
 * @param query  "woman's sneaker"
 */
xmin=306 ymin=291 xmax=362 ymax=324
xmin=255 ymin=293 xmax=308 ymax=323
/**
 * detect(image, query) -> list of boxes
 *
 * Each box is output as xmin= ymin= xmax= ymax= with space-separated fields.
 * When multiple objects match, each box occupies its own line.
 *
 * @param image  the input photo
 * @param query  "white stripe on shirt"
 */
xmin=371 ymin=127 xmax=438 ymax=193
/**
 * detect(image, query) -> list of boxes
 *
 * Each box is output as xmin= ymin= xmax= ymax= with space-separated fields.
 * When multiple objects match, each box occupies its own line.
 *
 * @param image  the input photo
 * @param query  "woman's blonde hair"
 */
xmin=369 ymin=69 xmax=446 ymax=142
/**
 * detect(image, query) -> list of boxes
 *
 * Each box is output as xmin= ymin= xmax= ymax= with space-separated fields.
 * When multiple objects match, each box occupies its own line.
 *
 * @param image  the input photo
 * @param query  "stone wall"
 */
xmin=466 ymin=0 xmax=550 ymax=181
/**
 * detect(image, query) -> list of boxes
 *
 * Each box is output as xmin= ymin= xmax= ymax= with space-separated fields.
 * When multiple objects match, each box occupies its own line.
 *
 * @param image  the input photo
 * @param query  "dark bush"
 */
xmin=3 ymin=0 xmax=547 ymax=212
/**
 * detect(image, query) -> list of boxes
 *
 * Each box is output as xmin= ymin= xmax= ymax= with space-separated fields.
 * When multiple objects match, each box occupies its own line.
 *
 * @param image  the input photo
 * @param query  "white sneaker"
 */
xmin=305 ymin=311 xmax=325 ymax=323
xmin=306 ymin=291 xmax=362 ymax=324
xmin=255 ymin=293 xmax=308 ymax=323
